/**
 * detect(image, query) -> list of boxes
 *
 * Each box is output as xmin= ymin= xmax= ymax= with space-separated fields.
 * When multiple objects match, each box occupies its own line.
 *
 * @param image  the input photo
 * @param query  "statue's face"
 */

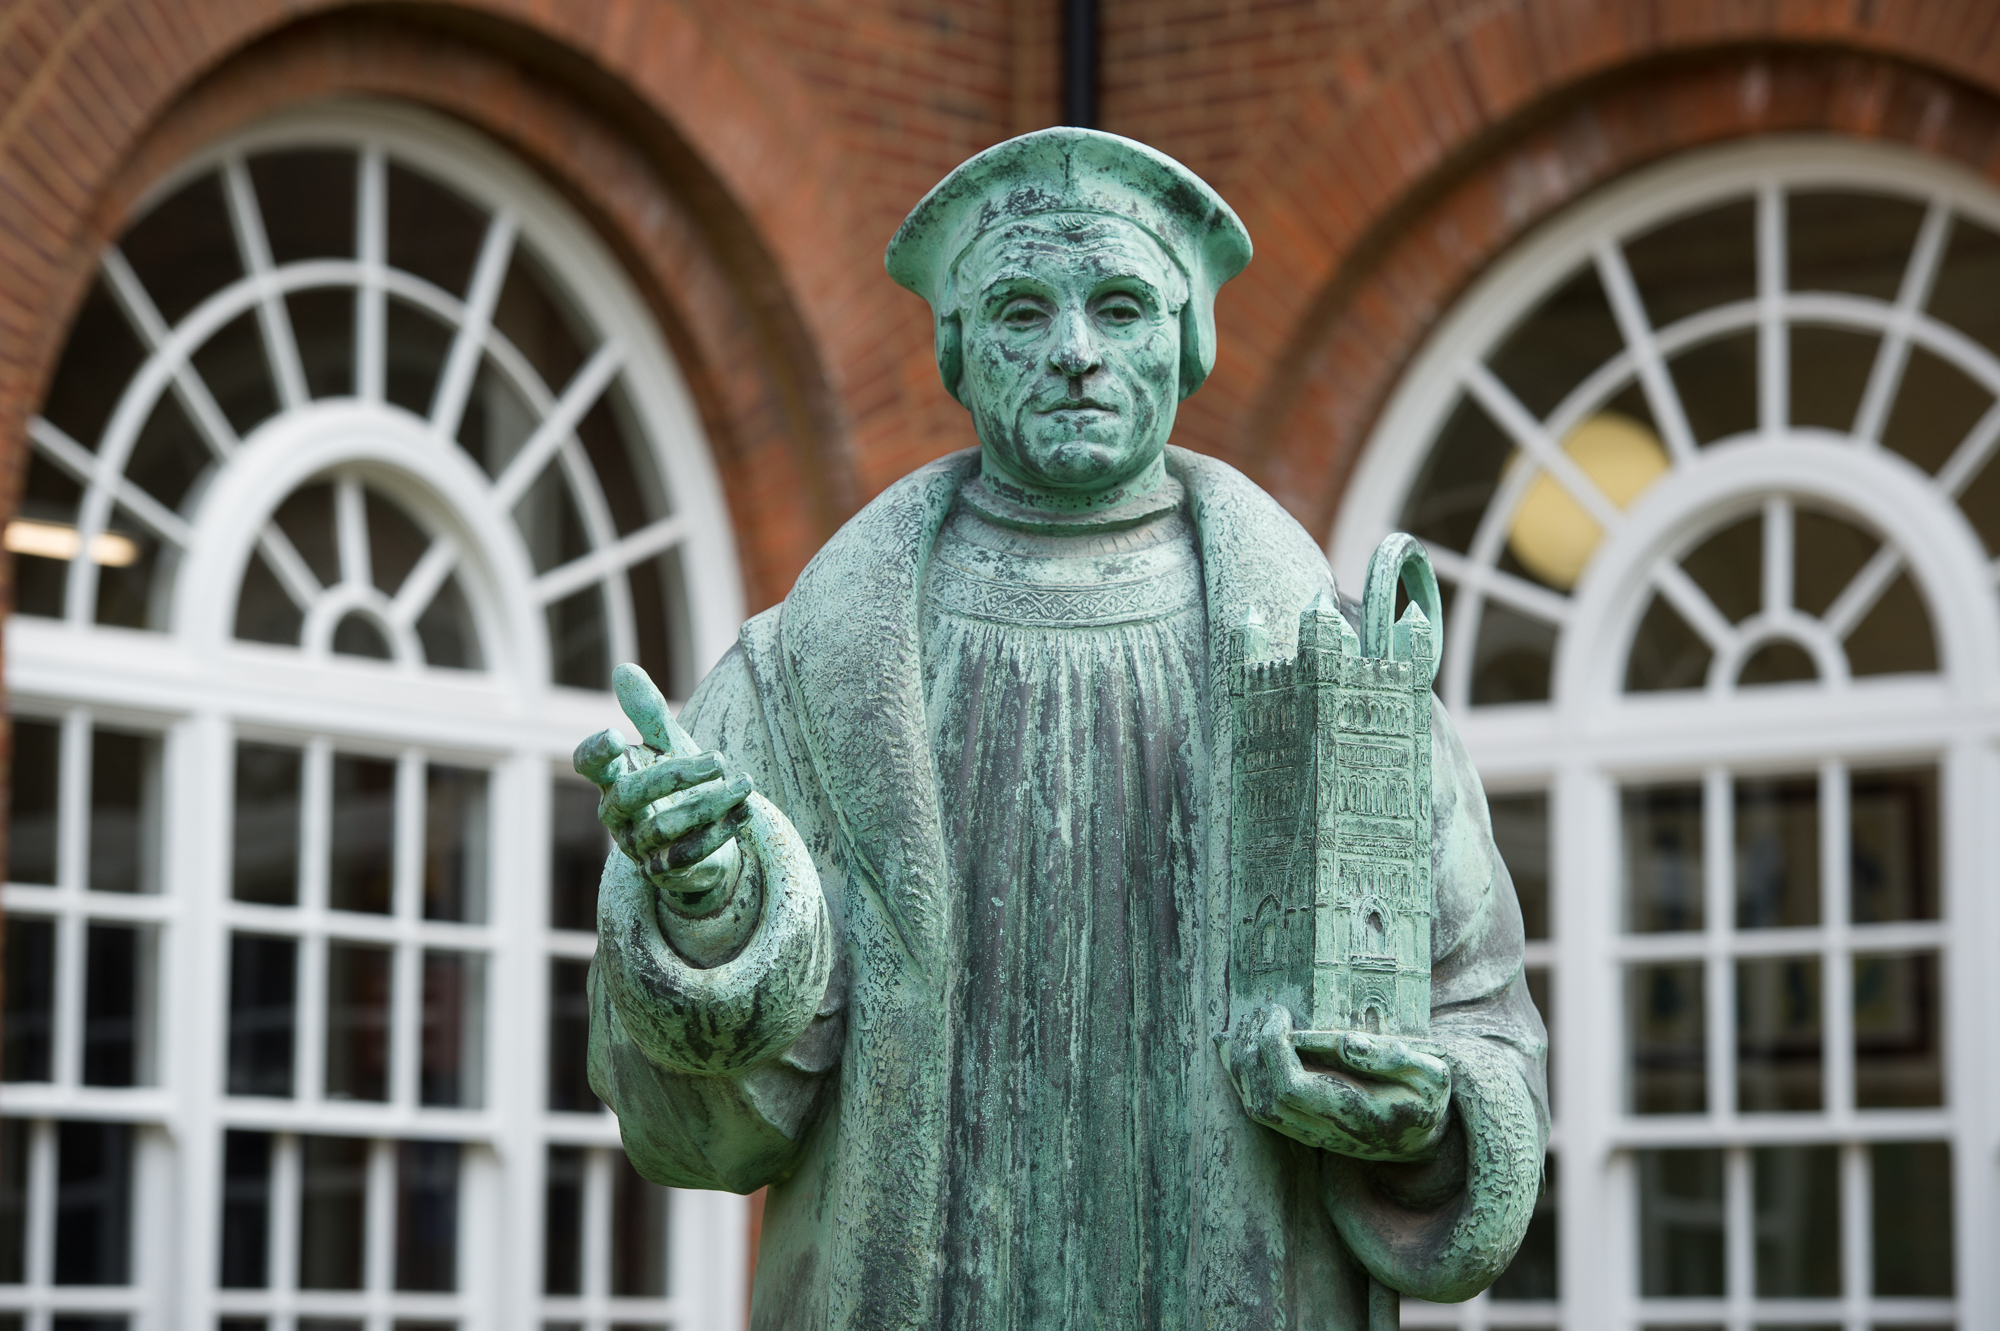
xmin=955 ymin=215 xmax=1185 ymax=494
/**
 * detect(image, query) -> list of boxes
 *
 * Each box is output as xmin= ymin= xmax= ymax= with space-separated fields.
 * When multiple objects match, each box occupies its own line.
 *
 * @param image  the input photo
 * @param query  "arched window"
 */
xmin=1339 ymin=140 xmax=1993 ymax=1326
xmin=2 ymin=103 xmax=746 ymax=1331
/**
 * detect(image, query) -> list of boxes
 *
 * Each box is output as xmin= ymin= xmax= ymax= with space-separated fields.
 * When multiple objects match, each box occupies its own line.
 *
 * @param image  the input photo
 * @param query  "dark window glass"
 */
xmin=1737 ymin=640 xmax=1816 ymax=687
xmin=1488 ymin=266 xmax=1623 ymax=420
xmin=1487 ymin=791 xmax=1549 ymax=940
xmin=415 ymin=572 xmax=484 ymax=671
xmin=1854 ymin=951 xmax=1943 ymax=1108
xmin=551 ymin=780 xmax=608 ymax=932
xmin=235 ymin=549 xmax=306 ymax=646
xmin=1668 ymin=333 xmax=1759 ymax=446
xmin=543 ymin=1145 xmax=586 ymax=1295
xmin=298 ymin=1322 xmax=363 ymax=1331
xmin=1737 ymin=956 xmax=1822 ymax=1113
xmin=190 ymin=309 xmax=280 ymax=439
xmin=1788 ymin=191 xmax=1925 ymax=299
xmin=248 ymin=150 xmax=357 ymax=264
xmin=51 ymin=1319 xmax=127 ymax=1331
xmin=515 ymin=463 xmax=591 ymax=576
xmin=10 ymin=717 xmax=61 ymax=884
xmin=233 ymin=742 xmax=302 ymax=905
xmin=299 ymin=1135 xmax=368 ymax=1289
xmin=330 ymin=754 xmax=397 ymax=913
xmin=91 ymin=506 xmax=167 ymax=632
xmin=493 ymin=242 xmax=592 ymax=394
xmin=365 ymin=488 xmax=429 ymax=598
xmin=384 ymin=299 xmax=454 ymax=421
xmin=575 ymin=380 xmax=670 ymax=538
xmin=1628 ymin=962 xmax=1705 ymax=1115
xmin=1623 ymin=783 xmax=1704 ymax=933
xmin=54 ymin=1120 xmax=132 ymax=1285
xmin=424 ymin=766 xmax=488 ymax=922
xmin=273 ymin=482 xmax=339 ymax=587
xmin=123 ymin=390 xmax=212 ymax=514
xmin=1927 ymin=215 xmax=2000 ymax=362
xmin=421 ymin=951 xmax=484 ymax=1108
xmin=1792 ymin=507 xmax=1878 ymax=619
xmin=1468 ymin=600 xmax=1555 ymax=706
xmin=288 ymin=288 xmax=356 ymax=400
xmin=332 ymin=613 xmax=393 ymax=661
xmin=220 ymin=1130 xmax=273 ymax=1288
xmin=1844 ymin=571 xmax=1938 ymax=677
xmin=39 ymin=277 xmax=148 ymax=448
xmin=1789 ymin=325 xmax=1878 ymax=434
xmin=326 ymin=942 xmax=393 ymax=1102
xmin=1637 ymin=1148 xmax=1724 ymax=1297
xmin=456 ymin=358 xmax=536 ymax=479
xmin=630 ymin=547 xmax=694 ymax=703
xmin=1680 ymin=512 xmax=1760 ymax=624
xmin=2 ymin=918 xmax=55 ymax=1081
xmin=1850 ymin=766 xmax=1938 ymax=922
xmin=15 ymin=452 xmax=82 ymax=617
xmin=1399 ymin=394 xmax=1511 ymax=556
xmin=609 ymin=1151 xmax=668 ymax=1298
xmin=89 ymin=727 xmax=162 ymax=894
xmin=1626 ymin=200 xmax=1756 ymax=331
xmin=548 ymin=587 xmax=610 ymax=692
xmin=1753 ymin=1144 xmax=1839 ymax=1297
xmin=386 ymin=163 xmax=487 ymax=298
xmin=396 ymin=1140 xmax=460 ymax=1292
xmin=121 ymin=172 xmax=241 ymax=326
xmin=548 ymin=959 xmax=597 ymax=1113
xmin=219 ymin=1320 xmax=267 ymax=1331
xmin=83 ymin=924 xmax=151 ymax=1086
xmin=1489 ymin=1154 xmax=1556 ymax=1300
xmin=227 ymin=934 xmax=297 ymax=1098
xmin=1882 ymin=346 xmax=1991 ymax=474
xmin=1871 ymin=1141 xmax=1953 ymax=1296
xmin=0 ymin=1119 xmax=27 ymax=1281
xmin=1735 ymin=775 xmax=1819 ymax=929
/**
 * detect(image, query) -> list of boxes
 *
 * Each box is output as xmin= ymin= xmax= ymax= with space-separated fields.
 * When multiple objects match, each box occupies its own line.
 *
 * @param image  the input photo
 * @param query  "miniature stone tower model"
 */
xmin=1230 ymin=534 xmax=1442 ymax=1039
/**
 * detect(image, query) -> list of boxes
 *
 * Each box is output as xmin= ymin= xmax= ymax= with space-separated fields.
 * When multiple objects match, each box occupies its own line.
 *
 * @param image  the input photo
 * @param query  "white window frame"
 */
xmin=4 ymin=100 xmax=749 ymax=1331
xmin=1334 ymin=137 xmax=2000 ymax=1330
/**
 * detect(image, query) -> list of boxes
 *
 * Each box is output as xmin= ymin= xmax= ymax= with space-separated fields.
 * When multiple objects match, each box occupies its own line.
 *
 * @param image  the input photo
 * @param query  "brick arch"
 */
xmin=0 ymin=0 xmax=883 ymax=609
xmin=1235 ymin=44 xmax=2000 ymax=540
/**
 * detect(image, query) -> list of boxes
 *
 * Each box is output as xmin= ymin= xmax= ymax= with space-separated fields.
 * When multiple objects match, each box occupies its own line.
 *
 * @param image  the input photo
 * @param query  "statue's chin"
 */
xmin=998 ymin=434 xmax=1156 ymax=495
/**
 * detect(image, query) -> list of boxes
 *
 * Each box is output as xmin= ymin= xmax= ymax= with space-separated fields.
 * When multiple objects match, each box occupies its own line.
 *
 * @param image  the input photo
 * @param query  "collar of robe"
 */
xmin=961 ymin=458 xmax=1184 ymax=534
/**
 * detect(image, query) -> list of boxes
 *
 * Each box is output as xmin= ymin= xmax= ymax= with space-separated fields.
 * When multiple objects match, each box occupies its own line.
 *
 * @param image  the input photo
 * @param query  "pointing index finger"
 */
xmin=613 ymin=662 xmax=698 ymax=757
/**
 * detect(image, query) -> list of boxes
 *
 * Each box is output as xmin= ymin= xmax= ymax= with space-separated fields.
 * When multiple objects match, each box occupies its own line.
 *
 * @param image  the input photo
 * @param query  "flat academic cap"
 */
xmin=886 ymin=127 xmax=1253 ymax=402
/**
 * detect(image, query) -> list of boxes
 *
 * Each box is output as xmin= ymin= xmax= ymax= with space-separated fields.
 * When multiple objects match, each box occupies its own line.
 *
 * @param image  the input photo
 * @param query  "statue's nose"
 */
xmin=1048 ymin=307 xmax=1101 ymax=379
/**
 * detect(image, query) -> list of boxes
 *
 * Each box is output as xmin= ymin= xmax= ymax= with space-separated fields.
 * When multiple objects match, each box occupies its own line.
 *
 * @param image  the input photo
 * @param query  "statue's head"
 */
xmin=887 ymin=130 xmax=1251 ymax=497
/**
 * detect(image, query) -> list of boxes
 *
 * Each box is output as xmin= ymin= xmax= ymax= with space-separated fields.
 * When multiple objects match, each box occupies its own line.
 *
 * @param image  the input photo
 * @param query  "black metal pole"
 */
xmin=1062 ymin=0 xmax=1099 ymax=128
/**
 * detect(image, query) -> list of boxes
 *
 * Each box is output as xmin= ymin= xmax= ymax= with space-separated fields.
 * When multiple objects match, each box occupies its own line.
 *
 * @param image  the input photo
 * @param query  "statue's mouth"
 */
xmin=1038 ymin=399 xmax=1117 ymax=415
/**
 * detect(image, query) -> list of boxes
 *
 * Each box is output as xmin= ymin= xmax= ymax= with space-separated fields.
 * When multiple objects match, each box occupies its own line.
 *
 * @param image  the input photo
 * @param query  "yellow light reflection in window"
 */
xmin=1507 ymin=412 xmax=1668 ymax=590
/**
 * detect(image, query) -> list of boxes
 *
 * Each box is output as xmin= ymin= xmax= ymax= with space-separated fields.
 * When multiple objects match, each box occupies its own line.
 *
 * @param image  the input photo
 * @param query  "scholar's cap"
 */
xmin=885 ymin=127 xmax=1252 ymax=401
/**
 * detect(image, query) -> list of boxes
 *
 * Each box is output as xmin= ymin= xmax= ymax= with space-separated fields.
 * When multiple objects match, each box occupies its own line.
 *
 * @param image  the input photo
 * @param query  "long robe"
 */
xmin=589 ymin=446 xmax=1548 ymax=1330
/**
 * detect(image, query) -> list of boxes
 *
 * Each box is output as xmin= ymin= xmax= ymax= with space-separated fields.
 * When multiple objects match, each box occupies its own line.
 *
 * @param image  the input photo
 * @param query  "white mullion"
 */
xmin=1652 ymin=562 xmax=1738 ymax=654
xmin=1850 ymin=198 xmax=1951 ymax=446
xmin=1705 ymin=768 xmax=1735 ymax=1122
xmin=98 ymin=247 xmax=240 ymax=461
xmin=53 ymin=712 xmax=91 ymax=1090
xmin=529 ymin=515 xmax=688 ymax=608
xmin=1841 ymin=1139 xmax=1869 ymax=1323
xmin=335 ymin=475 xmax=374 ymax=591
xmin=430 ymin=212 xmax=518 ymax=441
xmin=1820 ymin=546 xmax=1905 ymax=643
xmin=388 ymin=538 xmax=460 ymax=628
xmin=1425 ymin=545 xmax=1572 ymax=627
xmin=222 ymin=154 xmax=311 ymax=412
xmin=1463 ymin=362 xmax=1626 ymax=530
xmin=358 ymin=148 xmax=388 ymax=404
xmin=272 ymin=1131 xmax=302 ymax=1314
xmin=490 ymin=344 xmax=624 ymax=510
xmin=1594 ymin=240 xmax=1699 ymax=464
xmin=584 ymin=1145 xmax=613 ymax=1329
xmin=1762 ymin=497 xmax=1793 ymax=615
xmin=1757 ymin=183 xmax=1788 ymax=439
xmin=25 ymin=1119 xmax=55 ymax=1290
xmin=392 ymin=750 xmax=427 ymax=1111
xmin=25 ymin=418 xmax=195 ymax=549
xmin=1821 ymin=761 xmax=1854 ymax=1122
xmin=365 ymin=1136 xmax=398 ymax=1321
xmin=297 ymin=740 xmax=333 ymax=1105
xmin=258 ymin=524 xmax=327 ymax=612
xmin=1723 ymin=1145 xmax=1752 ymax=1329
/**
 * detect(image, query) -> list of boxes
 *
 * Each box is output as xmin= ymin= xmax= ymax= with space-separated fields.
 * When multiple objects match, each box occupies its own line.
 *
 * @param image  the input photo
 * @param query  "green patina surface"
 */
xmin=576 ymin=128 xmax=1547 ymax=1330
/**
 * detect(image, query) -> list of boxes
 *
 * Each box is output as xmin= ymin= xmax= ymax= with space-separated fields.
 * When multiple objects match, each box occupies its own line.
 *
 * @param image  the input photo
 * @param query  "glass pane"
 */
xmin=2 ymin=918 xmax=54 ymax=1081
xmin=126 ymin=388 xmax=214 ymax=512
xmin=227 ymin=934 xmax=297 ymax=1098
xmin=1681 ymin=512 xmax=1760 ymax=624
xmin=220 ymin=1130 xmax=273 ymax=1288
xmin=630 ymin=547 xmax=694 ymax=701
xmin=0 ymin=1119 xmax=25 ymax=1281
xmin=1668 ymin=332 xmax=1758 ymax=446
xmin=55 ymin=1120 xmax=133 ymax=1285
xmin=1850 ymin=766 xmax=1938 ymax=922
xmin=543 ymin=1145 xmax=586 ymax=1295
xmin=122 ymin=171 xmax=241 ymax=325
xmin=83 ymin=923 xmax=153 ymax=1087
xmin=9 ymin=717 xmax=59 ymax=883
xmin=1626 ymin=199 xmax=1756 ymax=331
xmin=1487 ymin=266 xmax=1623 ymax=420
xmin=493 ymin=241 xmax=592 ymax=394
xmin=191 ymin=309 xmax=280 ymax=438
xmin=548 ymin=958 xmax=597 ymax=1112
xmin=1488 ymin=1154 xmax=1557 ymax=1299
xmin=39 ymin=277 xmax=148 ymax=448
xmin=415 ymin=572 xmax=483 ymax=671
xmin=288 ymin=288 xmax=356 ymax=399
xmin=325 ymin=942 xmax=392 ymax=1102
xmin=1736 ymin=956 xmax=1822 ymax=1113
xmin=14 ymin=452 xmax=83 ymax=617
xmin=1793 ymin=508 xmax=1878 ymax=619
xmin=609 ymin=1151 xmax=669 ymax=1298
xmin=548 ymin=586 xmax=610 ymax=692
xmin=1753 ymin=1145 xmax=1839 ymax=1296
xmin=395 ymin=1140 xmax=459 ymax=1292
xmin=89 ymin=727 xmax=162 ymax=895
xmin=1623 ymin=783 xmax=1704 ymax=933
xmin=421 ymin=951 xmax=485 ymax=1108
xmin=1626 ymin=595 xmax=1712 ymax=693
xmin=1628 ymin=962 xmax=1705 ymax=1114
xmin=456 ymin=358 xmax=536 ymax=478
xmin=424 ymin=766 xmax=488 ymax=923
xmin=1399 ymin=394 xmax=1511 ymax=555
xmin=575 ymin=379 xmax=671 ymax=538
xmin=1736 ymin=640 xmax=1816 ymax=687
xmin=1844 ymin=572 xmax=1937 ymax=677
xmin=332 ymin=614 xmax=394 ymax=661
xmin=1468 ymin=599 xmax=1555 ymax=706
xmin=514 ymin=463 xmax=591 ymax=575
xmin=274 ymin=482 xmax=340 ymax=588
xmin=235 ymin=548 xmax=305 ymax=645
xmin=234 ymin=741 xmax=302 ymax=905
xmin=1854 ymin=951 xmax=1943 ymax=1108
xmin=50 ymin=1320 xmax=127 ymax=1331
xmin=1637 ymin=1148 xmax=1724 ymax=1297
xmin=1871 ymin=1141 xmax=1953 ymax=1296
xmin=364 ymin=488 xmax=429 ymax=597
xmin=1488 ymin=791 xmax=1549 ymax=940
xmin=248 ymin=150 xmax=357 ymax=264
xmin=1735 ymin=775 xmax=1818 ymax=929
xmin=299 ymin=1135 xmax=368 ymax=1289
xmin=91 ymin=505 xmax=167 ymax=631
xmin=387 ymin=162 xmax=487 ymax=298
xmin=384 ymin=298 xmax=454 ymax=420
xmin=551 ymin=780 xmax=607 ymax=932
xmin=1788 ymin=190 xmax=1924 ymax=299
xmin=330 ymin=754 xmax=396 ymax=914
xmin=1926 ymin=215 xmax=2000 ymax=362
xmin=1882 ymin=346 xmax=1991 ymax=475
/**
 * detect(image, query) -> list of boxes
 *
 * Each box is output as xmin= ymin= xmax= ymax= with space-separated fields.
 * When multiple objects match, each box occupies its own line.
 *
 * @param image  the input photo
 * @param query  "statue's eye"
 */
xmin=1000 ymin=301 xmax=1049 ymax=330
xmin=1097 ymin=295 xmax=1143 ymax=326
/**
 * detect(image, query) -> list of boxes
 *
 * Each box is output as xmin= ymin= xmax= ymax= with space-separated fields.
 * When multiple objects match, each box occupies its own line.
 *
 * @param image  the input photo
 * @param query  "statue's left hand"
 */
xmin=1220 ymin=1005 xmax=1452 ymax=1162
